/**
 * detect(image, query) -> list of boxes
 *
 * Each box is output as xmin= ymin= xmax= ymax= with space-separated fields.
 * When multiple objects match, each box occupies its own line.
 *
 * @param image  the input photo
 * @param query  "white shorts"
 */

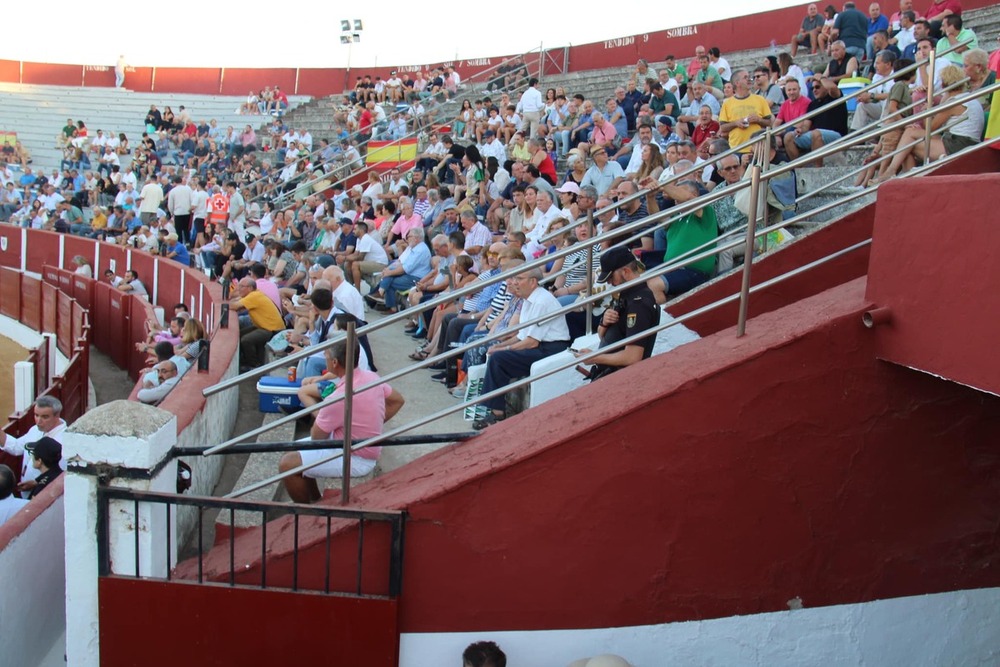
xmin=300 ymin=447 xmax=377 ymax=479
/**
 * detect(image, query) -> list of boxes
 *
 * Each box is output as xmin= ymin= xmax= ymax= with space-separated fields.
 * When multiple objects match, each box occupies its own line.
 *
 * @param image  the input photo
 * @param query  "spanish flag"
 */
xmin=365 ymin=138 xmax=418 ymax=170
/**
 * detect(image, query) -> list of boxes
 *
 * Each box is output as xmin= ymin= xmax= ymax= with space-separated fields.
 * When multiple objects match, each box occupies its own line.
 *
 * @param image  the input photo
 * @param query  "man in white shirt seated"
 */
xmin=581 ymin=145 xmax=625 ymax=197
xmin=478 ymin=130 xmax=507 ymax=164
xmin=416 ymin=132 xmax=447 ymax=176
xmin=137 ymin=361 xmax=180 ymax=404
xmin=0 ymin=396 xmax=67 ymax=496
xmin=0 ymin=465 xmax=29 ymax=525
xmin=473 ymin=266 xmax=571 ymax=430
xmin=342 ymin=220 xmax=390 ymax=291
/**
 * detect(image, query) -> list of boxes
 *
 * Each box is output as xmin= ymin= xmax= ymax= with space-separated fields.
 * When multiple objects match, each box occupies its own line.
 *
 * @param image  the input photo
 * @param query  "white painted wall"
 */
xmin=0 ymin=495 xmax=66 ymax=667
xmin=399 ymin=587 xmax=1000 ymax=667
xmin=62 ymin=414 xmax=180 ymax=667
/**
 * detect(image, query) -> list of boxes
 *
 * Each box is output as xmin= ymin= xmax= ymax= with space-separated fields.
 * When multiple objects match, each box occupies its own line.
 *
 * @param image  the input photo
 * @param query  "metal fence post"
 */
xmin=585 ymin=210 xmax=595 ymax=335
xmin=737 ymin=164 xmax=763 ymax=337
xmin=341 ymin=321 xmax=356 ymax=505
xmin=923 ymin=49 xmax=937 ymax=166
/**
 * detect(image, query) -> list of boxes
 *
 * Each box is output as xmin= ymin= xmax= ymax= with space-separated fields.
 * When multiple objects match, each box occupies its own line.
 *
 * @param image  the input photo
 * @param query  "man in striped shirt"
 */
xmin=460 ymin=209 xmax=493 ymax=270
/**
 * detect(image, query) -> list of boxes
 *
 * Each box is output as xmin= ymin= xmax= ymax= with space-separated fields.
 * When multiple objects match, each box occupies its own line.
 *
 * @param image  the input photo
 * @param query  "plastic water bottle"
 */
xmin=770 ymin=39 xmax=778 ymax=55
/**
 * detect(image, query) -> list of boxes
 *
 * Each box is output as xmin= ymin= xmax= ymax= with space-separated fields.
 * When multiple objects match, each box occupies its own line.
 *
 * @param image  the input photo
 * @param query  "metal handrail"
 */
xmin=216 ymin=90 xmax=999 ymax=498
xmin=246 ymin=105 xmax=1000 ymax=481
xmin=225 ymin=237 xmax=873 ymax=498
xmin=794 ymin=75 xmax=971 ymax=203
xmin=207 ymin=159 xmax=888 ymax=457
xmin=97 ymin=485 xmax=405 ymax=595
xmin=537 ymin=36 xmax=976 ymax=246
xmin=204 ymin=79 xmax=1000 ymax=402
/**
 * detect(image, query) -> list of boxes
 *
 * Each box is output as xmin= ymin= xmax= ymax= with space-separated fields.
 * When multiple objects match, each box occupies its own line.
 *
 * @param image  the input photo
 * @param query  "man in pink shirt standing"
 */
xmin=279 ymin=340 xmax=405 ymax=503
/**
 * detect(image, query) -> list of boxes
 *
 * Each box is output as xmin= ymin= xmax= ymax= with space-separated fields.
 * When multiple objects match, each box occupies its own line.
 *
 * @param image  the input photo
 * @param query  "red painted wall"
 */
xmin=866 ymin=173 xmax=1000 ymax=396
xmin=98 ymin=578 xmax=399 ymax=667
xmin=184 ymin=278 xmax=1000 ymax=632
xmin=669 ymin=204 xmax=875 ymax=336
xmin=0 ymin=227 xmax=22 ymax=270
xmin=667 ymin=148 xmax=1000 ymax=337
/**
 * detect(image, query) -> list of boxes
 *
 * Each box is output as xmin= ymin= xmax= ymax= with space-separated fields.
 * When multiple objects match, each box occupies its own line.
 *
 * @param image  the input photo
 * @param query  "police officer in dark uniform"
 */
xmin=25 ymin=436 xmax=63 ymax=500
xmin=575 ymin=246 xmax=659 ymax=380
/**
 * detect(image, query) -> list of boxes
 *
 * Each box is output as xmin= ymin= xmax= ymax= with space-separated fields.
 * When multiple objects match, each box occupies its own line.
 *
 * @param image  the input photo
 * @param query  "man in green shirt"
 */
xmin=649 ymin=83 xmax=680 ymax=119
xmin=646 ymin=180 xmax=717 ymax=304
xmin=694 ymin=55 xmax=724 ymax=97
xmin=662 ymin=54 xmax=690 ymax=99
xmin=58 ymin=119 xmax=75 ymax=148
xmin=61 ymin=201 xmax=89 ymax=236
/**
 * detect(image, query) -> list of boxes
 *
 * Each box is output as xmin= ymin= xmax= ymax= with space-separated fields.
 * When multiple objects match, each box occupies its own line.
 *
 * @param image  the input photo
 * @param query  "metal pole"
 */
xmin=340 ymin=321 xmax=356 ymax=505
xmin=924 ymin=49 xmax=936 ymax=166
xmin=585 ymin=209 xmax=595 ymax=335
xmin=760 ymin=129 xmax=772 ymax=253
xmin=538 ymin=43 xmax=544 ymax=80
xmin=736 ymin=164 xmax=762 ymax=337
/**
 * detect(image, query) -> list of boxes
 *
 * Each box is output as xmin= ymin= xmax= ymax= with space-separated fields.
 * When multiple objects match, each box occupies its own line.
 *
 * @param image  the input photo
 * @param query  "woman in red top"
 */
xmin=529 ymin=137 xmax=558 ymax=185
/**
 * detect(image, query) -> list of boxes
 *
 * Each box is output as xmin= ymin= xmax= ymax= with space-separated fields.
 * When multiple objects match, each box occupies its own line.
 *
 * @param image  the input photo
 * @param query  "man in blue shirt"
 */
xmin=165 ymin=233 xmax=190 ymax=265
xmin=834 ymin=1 xmax=870 ymax=60
xmin=365 ymin=227 xmax=432 ymax=313
xmin=866 ymin=2 xmax=891 ymax=59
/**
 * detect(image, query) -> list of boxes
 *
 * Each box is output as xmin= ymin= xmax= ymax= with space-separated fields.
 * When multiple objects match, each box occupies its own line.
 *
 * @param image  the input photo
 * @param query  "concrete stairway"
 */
xmin=0 ymin=83 xmax=310 ymax=172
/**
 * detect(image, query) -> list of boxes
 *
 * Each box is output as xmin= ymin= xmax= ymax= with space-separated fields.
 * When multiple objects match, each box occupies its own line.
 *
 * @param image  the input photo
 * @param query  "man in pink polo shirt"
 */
xmin=279 ymin=340 xmax=405 ymax=503
xmin=775 ymin=78 xmax=816 ymax=160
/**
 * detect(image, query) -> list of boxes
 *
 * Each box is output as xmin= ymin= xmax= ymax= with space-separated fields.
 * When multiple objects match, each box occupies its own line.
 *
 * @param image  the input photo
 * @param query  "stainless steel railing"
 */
xmin=201 ymin=48 xmax=998 ymax=502
xmin=205 ymin=76 xmax=1000 ymax=402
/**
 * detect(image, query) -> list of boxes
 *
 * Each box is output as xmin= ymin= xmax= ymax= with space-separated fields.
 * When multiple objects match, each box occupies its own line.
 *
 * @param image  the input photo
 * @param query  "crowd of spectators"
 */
xmin=0 ymin=1 xmax=994 ymax=486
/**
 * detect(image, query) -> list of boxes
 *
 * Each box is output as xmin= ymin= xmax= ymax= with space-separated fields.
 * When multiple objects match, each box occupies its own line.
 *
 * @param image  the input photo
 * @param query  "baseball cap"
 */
xmin=26 ymin=436 xmax=62 ymax=466
xmin=484 ymin=130 xmax=496 ymax=137
xmin=556 ymin=182 xmax=580 ymax=195
xmin=597 ymin=246 xmax=643 ymax=282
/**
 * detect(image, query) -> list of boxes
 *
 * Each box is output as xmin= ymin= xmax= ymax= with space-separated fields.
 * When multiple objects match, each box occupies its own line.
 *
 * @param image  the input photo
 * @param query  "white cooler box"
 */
xmin=257 ymin=376 xmax=303 ymax=413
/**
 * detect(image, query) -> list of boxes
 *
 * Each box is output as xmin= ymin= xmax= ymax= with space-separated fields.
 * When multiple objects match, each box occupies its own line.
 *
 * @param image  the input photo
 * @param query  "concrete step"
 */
xmin=217 ymin=410 xmax=299 ymax=530
xmin=794 ymin=188 xmax=876 ymax=224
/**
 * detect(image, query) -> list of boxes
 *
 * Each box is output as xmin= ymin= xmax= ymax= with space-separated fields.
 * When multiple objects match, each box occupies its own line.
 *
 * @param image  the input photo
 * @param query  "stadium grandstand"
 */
xmin=2 ymin=0 xmax=1000 ymax=664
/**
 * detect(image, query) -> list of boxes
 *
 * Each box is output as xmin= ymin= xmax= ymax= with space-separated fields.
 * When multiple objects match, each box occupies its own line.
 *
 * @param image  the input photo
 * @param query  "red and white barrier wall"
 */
xmin=0 ymin=226 xmax=240 ymax=581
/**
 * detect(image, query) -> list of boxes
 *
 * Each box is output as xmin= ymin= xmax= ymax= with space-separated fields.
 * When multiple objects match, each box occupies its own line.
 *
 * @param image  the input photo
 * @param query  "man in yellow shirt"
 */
xmin=719 ymin=70 xmax=773 ymax=153
xmin=89 ymin=206 xmax=108 ymax=239
xmin=231 ymin=277 xmax=285 ymax=370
